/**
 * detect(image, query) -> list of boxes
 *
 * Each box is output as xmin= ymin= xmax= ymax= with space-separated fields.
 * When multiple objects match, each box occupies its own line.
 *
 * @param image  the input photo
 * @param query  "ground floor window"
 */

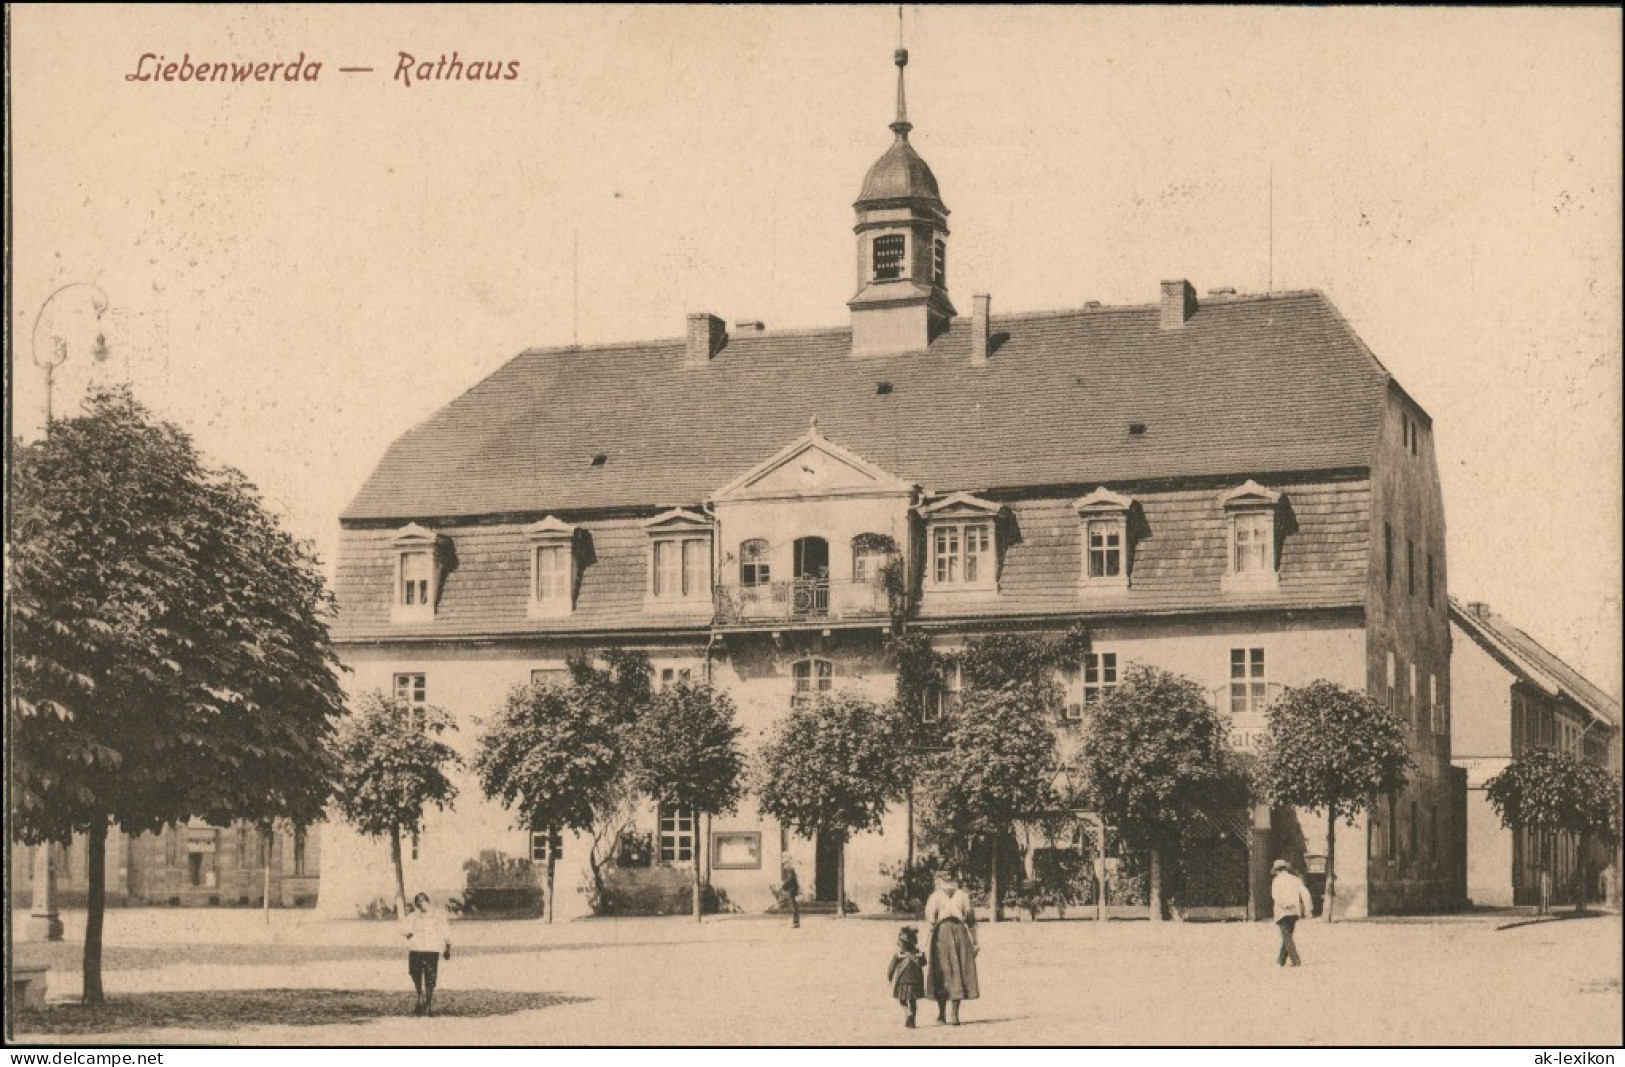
xmin=659 ymin=806 xmax=696 ymax=863
xmin=530 ymin=829 xmax=564 ymax=862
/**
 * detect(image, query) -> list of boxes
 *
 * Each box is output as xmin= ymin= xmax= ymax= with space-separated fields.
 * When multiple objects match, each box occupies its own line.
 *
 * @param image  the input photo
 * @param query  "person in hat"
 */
xmin=779 ymin=853 xmax=801 ymax=928
xmin=887 ymin=925 xmax=928 ymax=1028
xmin=1270 ymin=859 xmax=1315 ymax=967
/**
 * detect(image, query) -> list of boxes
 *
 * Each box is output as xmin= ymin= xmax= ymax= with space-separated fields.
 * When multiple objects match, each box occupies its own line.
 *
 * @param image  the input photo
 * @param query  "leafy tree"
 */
xmin=563 ymin=650 xmax=654 ymax=907
xmin=474 ymin=676 xmax=627 ymax=922
xmin=1485 ymin=747 xmax=1623 ymax=915
xmin=331 ymin=691 xmax=462 ymax=904
xmin=756 ymin=691 xmax=905 ymax=917
xmin=627 ymin=682 xmax=745 ymax=922
xmin=1080 ymin=664 xmax=1237 ymax=921
xmin=1257 ymin=680 xmax=1413 ymax=921
xmin=12 ymin=389 xmax=345 ymax=1004
xmin=919 ymin=656 xmax=1061 ymax=921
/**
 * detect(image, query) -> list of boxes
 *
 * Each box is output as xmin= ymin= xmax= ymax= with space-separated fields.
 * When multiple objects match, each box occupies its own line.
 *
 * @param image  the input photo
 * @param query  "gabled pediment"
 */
xmin=1218 ymin=480 xmax=1282 ymax=510
xmin=1074 ymin=487 xmax=1134 ymax=514
xmin=390 ymin=522 xmax=439 ymax=548
xmin=917 ymin=491 xmax=1002 ymax=519
xmin=522 ymin=516 xmax=576 ymax=542
xmin=642 ymin=508 xmax=711 ymax=534
xmin=710 ymin=427 xmax=915 ymax=502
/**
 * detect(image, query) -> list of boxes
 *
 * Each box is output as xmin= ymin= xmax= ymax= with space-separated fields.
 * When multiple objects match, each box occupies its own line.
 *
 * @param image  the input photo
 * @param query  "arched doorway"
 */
xmin=791 ymin=536 xmax=829 ymax=617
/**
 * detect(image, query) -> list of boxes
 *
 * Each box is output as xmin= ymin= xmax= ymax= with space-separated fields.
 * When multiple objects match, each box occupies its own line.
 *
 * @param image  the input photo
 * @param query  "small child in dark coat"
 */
xmin=887 ymin=925 xmax=927 ymax=1028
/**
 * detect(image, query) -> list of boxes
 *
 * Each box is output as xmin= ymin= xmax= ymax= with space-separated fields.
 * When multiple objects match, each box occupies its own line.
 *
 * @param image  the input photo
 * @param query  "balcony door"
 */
xmin=792 ymin=537 xmax=830 ymax=617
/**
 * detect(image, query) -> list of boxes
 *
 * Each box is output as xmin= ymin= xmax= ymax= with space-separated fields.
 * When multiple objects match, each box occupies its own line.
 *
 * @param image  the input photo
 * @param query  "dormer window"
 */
xmin=919 ymin=493 xmax=1002 ymax=592
xmin=873 ymin=234 xmax=905 ymax=281
xmin=1074 ymin=488 xmax=1134 ymax=591
xmin=524 ymin=516 xmax=577 ymax=618
xmin=1219 ymin=481 xmax=1283 ymax=591
xmin=391 ymin=524 xmax=442 ymax=623
xmin=643 ymin=509 xmax=713 ymax=610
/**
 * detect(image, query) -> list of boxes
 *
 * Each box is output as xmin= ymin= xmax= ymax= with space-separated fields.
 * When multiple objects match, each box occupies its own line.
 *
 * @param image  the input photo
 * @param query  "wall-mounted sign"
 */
xmin=186 ymin=831 xmax=217 ymax=854
xmin=1228 ymin=714 xmax=1268 ymax=754
xmin=711 ymin=831 xmax=762 ymax=870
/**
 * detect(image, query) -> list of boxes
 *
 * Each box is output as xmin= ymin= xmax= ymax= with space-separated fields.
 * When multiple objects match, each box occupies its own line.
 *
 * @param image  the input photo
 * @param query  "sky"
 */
xmin=10 ymin=5 xmax=1621 ymax=699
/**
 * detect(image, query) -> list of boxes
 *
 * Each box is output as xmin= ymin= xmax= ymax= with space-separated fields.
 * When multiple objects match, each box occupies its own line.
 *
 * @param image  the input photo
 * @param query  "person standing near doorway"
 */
xmin=1271 ymin=859 xmax=1314 ymax=967
xmin=779 ymin=853 xmax=801 ymax=928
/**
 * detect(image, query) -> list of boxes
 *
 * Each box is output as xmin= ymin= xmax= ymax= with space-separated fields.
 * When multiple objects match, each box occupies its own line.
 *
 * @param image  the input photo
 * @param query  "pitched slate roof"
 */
xmin=342 ymin=291 xmax=1393 ymax=523
xmin=1450 ymin=599 xmax=1621 ymax=728
xmin=330 ymin=477 xmax=1367 ymax=643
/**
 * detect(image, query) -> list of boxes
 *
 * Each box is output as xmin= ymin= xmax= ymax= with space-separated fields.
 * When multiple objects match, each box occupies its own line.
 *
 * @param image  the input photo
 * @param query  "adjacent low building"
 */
xmin=1450 ymin=599 xmax=1621 ymax=908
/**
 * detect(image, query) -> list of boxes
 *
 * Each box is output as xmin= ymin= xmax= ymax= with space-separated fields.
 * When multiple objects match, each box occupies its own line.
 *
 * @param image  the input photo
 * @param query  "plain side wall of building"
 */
xmin=1365 ymin=388 xmax=1457 ymax=913
xmin=1449 ymin=625 xmax=1516 ymax=905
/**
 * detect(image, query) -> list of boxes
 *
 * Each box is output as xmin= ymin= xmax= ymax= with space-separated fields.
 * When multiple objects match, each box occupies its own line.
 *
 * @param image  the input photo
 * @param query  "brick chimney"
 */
xmin=1467 ymin=601 xmax=1491 ymax=618
xmin=686 ymin=312 xmax=727 ymax=366
xmin=1160 ymin=279 xmax=1198 ymax=329
xmin=970 ymin=294 xmax=991 ymax=366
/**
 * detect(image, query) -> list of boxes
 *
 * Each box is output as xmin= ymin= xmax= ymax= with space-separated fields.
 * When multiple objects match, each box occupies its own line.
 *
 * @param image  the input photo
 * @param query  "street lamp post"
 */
xmin=25 ymin=282 xmax=110 ymax=943
xmin=32 ymin=282 xmax=111 ymax=428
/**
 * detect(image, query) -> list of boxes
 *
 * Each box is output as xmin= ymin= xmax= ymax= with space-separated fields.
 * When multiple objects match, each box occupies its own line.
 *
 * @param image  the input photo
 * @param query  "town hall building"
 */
xmin=322 ymin=45 xmax=1460 ymax=920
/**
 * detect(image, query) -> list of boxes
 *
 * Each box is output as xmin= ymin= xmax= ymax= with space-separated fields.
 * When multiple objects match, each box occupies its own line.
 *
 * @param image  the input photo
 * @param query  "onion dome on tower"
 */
xmin=848 ymin=46 xmax=955 ymax=357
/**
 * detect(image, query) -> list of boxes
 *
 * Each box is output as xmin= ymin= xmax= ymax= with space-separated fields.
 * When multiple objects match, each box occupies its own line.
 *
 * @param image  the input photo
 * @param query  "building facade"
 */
xmin=1450 ymin=599 xmax=1621 ymax=908
xmin=324 ymin=47 xmax=1460 ymax=920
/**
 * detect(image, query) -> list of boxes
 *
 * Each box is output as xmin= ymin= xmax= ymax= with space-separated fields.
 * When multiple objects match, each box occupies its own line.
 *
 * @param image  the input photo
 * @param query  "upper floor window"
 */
xmin=1075 ymin=488 xmax=1133 ymax=590
xmin=1408 ymin=662 xmax=1419 ymax=725
xmin=523 ymin=516 xmax=577 ymax=618
xmin=660 ymin=666 xmax=693 ymax=691
xmin=530 ymin=667 xmax=568 ymax=688
xmin=873 ymin=234 xmax=905 ymax=281
xmin=1385 ymin=651 xmax=1397 ymax=711
xmin=1229 ymin=648 xmax=1267 ymax=715
xmin=925 ymin=663 xmax=963 ymax=723
xmin=934 ymin=238 xmax=947 ymax=287
xmin=394 ymin=672 xmax=427 ymax=705
xmin=1407 ymin=539 xmax=1416 ymax=598
xmin=1427 ymin=553 xmax=1436 ymax=607
xmin=791 ymin=658 xmax=833 ymax=709
xmin=1429 ymin=673 xmax=1441 ymax=735
xmin=739 ymin=539 xmax=771 ymax=587
xmin=1385 ymin=522 xmax=1394 ymax=588
xmin=1065 ymin=651 xmax=1118 ymax=722
xmin=1219 ymin=482 xmax=1282 ymax=589
xmin=643 ymin=510 xmax=713 ymax=606
xmin=851 ymin=532 xmax=898 ymax=585
xmin=401 ymin=551 xmax=432 ymax=606
xmin=919 ymin=493 xmax=1002 ymax=591
xmin=390 ymin=524 xmax=442 ymax=623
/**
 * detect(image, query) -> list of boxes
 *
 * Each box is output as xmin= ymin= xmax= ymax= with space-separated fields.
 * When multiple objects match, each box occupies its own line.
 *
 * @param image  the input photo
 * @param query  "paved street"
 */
xmin=12 ymin=908 xmax=1622 ymax=1046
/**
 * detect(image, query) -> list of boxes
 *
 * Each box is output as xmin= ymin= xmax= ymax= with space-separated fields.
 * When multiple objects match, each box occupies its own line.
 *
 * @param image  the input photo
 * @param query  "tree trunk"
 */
xmin=837 ymin=834 xmax=847 ymax=919
xmin=82 ymin=821 xmax=108 ymax=1005
xmin=693 ymin=811 xmax=704 ymax=923
xmin=1148 ymin=847 xmax=1163 ymax=922
xmin=547 ymin=840 xmax=557 ymax=924
xmin=264 ymin=829 xmax=274 ymax=924
xmin=1539 ymin=831 xmax=1553 ymax=917
xmin=390 ymin=826 xmax=407 ymax=909
xmin=1324 ymin=814 xmax=1338 ymax=923
xmin=990 ymin=835 xmax=1001 ymax=923
xmin=905 ymin=786 xmax=915 ymax=906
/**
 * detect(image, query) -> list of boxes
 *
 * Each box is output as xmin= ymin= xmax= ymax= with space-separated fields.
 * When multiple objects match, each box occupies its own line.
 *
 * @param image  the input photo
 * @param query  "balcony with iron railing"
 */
xmin=714 ymin=577 xmax=891 ymax=628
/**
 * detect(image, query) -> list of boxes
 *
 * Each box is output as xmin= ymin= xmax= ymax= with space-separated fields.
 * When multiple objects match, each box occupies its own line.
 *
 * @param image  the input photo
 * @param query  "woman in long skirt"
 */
xmin=922 ymin=870 xmax=980 ymax=1025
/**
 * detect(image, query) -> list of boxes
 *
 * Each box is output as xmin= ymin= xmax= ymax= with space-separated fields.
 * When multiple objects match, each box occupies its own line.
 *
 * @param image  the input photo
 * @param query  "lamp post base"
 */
xmin=27 ymin=911 xmax=65 ymax=942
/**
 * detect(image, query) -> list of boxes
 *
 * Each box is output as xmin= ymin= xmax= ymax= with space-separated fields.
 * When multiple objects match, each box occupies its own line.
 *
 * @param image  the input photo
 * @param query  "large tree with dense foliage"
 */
xmin=1257 ymin=680 xmax=1413 ymax=921
xmin=1485 ymin=747 xmax=1622 ymax=915
xmin=331 ymin=691 xmax=461 ymax=905
xmin=474 ymin=659 xmax=644 ymax=921
xmin=12 ymin=389 xmax=346 ymax=1003
xmin=1079 ymin=664 xmax=1238 ymax=921
xmin=627 ymin=682 xmax=745 ymax=922
xmin=756 ymin=691 xmax=906 ymax=916
xmin=919 ymin=634 xmax=1069 ymax=920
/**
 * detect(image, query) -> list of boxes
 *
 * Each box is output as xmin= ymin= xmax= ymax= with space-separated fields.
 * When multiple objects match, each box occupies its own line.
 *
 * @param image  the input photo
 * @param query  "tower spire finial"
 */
xmin=891 ymin=7 xmax=911 ymax=140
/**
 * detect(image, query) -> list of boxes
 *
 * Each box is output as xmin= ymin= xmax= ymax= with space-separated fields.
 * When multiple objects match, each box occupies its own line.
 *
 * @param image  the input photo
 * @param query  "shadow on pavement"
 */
xmin=12 ymin=939 xmax=649 ymax=973
xmin=13 ymin=988 xmax=587 ymax=1037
